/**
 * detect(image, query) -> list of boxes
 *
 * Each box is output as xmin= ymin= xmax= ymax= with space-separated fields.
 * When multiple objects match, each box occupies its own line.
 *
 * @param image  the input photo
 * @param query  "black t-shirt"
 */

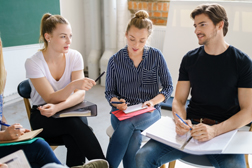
xmin=179 ymin=45 xmax=252 ymax=122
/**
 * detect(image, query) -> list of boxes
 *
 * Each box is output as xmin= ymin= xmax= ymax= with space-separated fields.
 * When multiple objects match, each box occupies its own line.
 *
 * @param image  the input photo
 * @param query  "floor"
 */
xmin=3 ymin=84 xmax=252 ymax=168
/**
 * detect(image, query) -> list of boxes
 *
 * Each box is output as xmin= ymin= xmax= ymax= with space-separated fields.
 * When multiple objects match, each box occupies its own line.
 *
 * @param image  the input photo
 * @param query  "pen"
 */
xmin=111 ymin=101 xmax=129 ymax=104
xmin=0 ymin=121 xmax=10 ymax=127
xmin=3 ymin=157 xmax=18 ymax=164
xmin=175 ymin=113 xmax=192 ymax=130
xmin=0 ymin=121 xmax=20 ymax=129
xmin=95 ymin=71 xmax=105 ymax=82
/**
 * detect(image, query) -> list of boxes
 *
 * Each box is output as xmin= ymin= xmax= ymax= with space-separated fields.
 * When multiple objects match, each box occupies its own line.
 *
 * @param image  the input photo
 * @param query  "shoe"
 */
xmin=82 ymin=159 xmax=109 ymax=168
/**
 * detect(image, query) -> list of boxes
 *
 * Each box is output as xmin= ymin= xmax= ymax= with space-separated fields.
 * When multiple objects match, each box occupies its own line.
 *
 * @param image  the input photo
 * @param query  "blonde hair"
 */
xmin=0 ymin=38 xmax=6 ymax=94
xmin=39 ymin=13 xmax=69 ymax=51
xmin=126 ymin=10 xmax=153 ymax=36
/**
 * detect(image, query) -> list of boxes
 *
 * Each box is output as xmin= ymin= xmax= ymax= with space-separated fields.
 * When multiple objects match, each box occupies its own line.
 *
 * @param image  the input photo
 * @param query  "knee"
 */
xmin=32 ymin=139 xmax=52 ymax=151
xmin=135 ymin=147 xmax=150 ymax=165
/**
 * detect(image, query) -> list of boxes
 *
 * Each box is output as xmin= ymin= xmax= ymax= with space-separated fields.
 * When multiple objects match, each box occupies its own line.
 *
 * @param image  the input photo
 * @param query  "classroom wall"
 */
xmin=163 ymin=0 xmax=252 ymax=97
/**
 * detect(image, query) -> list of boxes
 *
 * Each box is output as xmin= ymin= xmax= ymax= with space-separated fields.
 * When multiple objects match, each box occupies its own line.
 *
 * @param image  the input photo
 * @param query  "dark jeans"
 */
xmin=30 ymin=108 xmax=105 ymax=167
xmin=0 ymin=139 xmax=61 ymax=168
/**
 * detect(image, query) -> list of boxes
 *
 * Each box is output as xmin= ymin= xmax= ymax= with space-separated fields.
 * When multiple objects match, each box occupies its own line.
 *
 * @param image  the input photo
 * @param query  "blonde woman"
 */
xmin=105 ymin=10 xmax=173 ymax=168
xmin=0 ymin=38 xmax=61 ymax=168
xmin=25 ymin=13 xmax=106 ymax=167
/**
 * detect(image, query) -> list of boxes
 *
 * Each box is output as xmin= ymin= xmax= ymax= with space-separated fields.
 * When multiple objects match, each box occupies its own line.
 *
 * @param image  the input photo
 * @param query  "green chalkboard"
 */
xmin=0 ymin=0 xmax=60 ymax=47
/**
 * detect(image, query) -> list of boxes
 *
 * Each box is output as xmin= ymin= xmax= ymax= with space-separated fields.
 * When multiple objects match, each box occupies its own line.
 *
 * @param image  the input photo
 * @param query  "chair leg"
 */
xmin=168 ymin=160 xmax=176 ymax=168
xmin=160 ymin=164 xmax=166 ymax=168
xmin=245 ymin=154 xmax=250 ymax=168
xmin=50 ymin=146 xmax=58 ymax=151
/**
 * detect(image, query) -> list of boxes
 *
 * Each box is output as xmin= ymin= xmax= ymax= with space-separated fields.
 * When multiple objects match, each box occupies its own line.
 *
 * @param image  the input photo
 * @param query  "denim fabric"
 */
xmin=0 ymin=139 xmax=61 ymax=168
xmin=136 ymin=139 xmax=245 ymax=168
xmin=106 ymin=107 xmax=161 ymax=168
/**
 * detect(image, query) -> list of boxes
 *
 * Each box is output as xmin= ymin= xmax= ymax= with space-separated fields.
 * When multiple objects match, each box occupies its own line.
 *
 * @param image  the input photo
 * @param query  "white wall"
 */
xmin=163 ymin=0 xmax=252 ymax=96
xmin=60 ymin=0 xmax=87 ymax=67
xmin=3 ymin=44 xmax=41 ymax=97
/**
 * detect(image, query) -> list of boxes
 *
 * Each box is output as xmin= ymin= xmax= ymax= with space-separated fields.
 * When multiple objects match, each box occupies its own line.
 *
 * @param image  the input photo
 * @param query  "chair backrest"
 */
xmin=17 ymin=80 xmax=31 ymax=99
xmin=17 ymin=79 xmax=32 ymax=120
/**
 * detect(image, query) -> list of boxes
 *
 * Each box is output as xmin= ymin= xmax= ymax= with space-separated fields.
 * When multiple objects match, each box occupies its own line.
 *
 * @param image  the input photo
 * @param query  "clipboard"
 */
xmin=0 ymin=129 xmax=43 ymax=144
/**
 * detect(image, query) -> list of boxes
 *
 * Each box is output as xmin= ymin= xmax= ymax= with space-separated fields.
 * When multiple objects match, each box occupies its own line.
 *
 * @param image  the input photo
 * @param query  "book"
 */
xmin=52 ymin=100 xmax=97 ymax=118
xmin=0 ymin=150 xmax=30 ymax=168
xmin=142 ymin=117 xmax=237 ymax=155
xmin=123 ymin=103 xmax=148 ymax=114
xmin=112 ymin=106 xmax=155 ymax=121
xmin=0 ymin=129 xmax=43 ymax=144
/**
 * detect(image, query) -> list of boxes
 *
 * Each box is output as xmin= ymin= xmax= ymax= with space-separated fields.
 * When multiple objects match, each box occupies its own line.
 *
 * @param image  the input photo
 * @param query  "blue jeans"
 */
xmin=0 ymin=139 xmax=61 ymax=168
xmin=106 ymin=107 xmax=161 ymax=168
xmin=136 ymin=139 xmax=246 ymax=168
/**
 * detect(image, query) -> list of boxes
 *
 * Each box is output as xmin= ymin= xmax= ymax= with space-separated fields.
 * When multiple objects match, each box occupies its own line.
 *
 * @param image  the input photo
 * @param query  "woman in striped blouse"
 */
xmin=105 ymin=10 xmax=173 ymax=168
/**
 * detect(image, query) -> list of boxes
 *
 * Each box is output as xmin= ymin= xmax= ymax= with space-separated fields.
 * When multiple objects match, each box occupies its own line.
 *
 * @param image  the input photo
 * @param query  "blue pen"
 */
xmin=111 ymin=101 xmax=129 ymax=104
xmin=175 ymin=113 xmax=192 ymax=130
xmin=0 ymin=121 xmax=20 ymax=129
xmin=0 ymin=121 xmax=10 ymax=127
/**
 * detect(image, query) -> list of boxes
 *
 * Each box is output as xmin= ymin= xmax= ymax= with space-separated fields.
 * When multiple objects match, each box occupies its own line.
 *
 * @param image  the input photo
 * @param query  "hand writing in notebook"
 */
xmin=191 ymin=121 xmax=217 ymax=142
xmin=174 ymin=112 xmax=193 ymax=136
xmin=1 ymin=124 xmax=30 ymax=140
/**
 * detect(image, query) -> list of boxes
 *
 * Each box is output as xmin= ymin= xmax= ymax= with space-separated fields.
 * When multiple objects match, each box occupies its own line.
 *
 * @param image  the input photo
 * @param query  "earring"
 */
xmin=48 ymin=40 xmax=50 ymax=42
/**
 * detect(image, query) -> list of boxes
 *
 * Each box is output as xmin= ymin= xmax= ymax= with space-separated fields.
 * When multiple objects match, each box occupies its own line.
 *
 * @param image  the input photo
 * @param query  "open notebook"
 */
xmin=142 ymin=117 xmax=237 ymax=155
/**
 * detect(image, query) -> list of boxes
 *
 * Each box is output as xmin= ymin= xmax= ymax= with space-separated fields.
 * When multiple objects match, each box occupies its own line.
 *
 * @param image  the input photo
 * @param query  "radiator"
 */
xmin=150 ymin=25 xmax=167 ymax=52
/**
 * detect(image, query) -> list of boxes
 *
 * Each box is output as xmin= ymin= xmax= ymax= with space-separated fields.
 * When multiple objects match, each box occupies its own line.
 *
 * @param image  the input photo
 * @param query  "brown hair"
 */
xmin=126 ymin=10 xmax=153 ymax=36
xmin=0 ymin=38 xmax=7 ymax=94
xmin=39 ymin=13 xmax=69 ymax=51
xmin=191 ymin=3 xmax=229 ymax=36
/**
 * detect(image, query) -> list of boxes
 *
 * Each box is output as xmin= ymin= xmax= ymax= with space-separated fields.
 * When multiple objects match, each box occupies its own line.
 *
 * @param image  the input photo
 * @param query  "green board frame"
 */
xmin=0 ymin=0 xmax=60 ymax=47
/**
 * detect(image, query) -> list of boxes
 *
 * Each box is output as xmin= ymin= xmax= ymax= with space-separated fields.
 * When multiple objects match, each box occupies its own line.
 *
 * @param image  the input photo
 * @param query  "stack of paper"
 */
xmin=142 ymin=117 xmax=237 ymax=155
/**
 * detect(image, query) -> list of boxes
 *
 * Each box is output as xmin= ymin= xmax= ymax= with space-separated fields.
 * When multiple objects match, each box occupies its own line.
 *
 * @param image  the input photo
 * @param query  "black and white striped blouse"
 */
xmin=105 ymin=46 xmax=173 ymax=109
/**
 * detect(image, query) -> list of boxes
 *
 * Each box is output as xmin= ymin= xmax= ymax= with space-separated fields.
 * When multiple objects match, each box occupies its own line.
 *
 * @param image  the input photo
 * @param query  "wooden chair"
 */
xmin=106 ymin=125 xmax=166 ymax=168
xmin=161 ymin=97 xmax=251 ymax=168
xmin=17 ymin=79 xmax=64 ymax=150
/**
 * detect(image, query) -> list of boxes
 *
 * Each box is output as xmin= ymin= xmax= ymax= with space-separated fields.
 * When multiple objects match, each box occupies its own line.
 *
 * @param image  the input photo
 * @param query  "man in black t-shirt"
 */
xmin=136 ymin=3 xmax=252 ymax=168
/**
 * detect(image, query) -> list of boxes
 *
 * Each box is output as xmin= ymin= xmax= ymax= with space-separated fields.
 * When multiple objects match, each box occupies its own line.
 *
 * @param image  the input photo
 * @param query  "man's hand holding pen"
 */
xmin=174 ymin=112 xmax=218 ymax=142
xmin=174 ymin=112 xmax=193 ymax=136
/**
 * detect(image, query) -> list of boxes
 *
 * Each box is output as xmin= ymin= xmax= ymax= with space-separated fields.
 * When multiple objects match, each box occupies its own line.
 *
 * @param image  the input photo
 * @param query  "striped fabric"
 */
xmin=105 ymin=45 xmax=173 ymax=109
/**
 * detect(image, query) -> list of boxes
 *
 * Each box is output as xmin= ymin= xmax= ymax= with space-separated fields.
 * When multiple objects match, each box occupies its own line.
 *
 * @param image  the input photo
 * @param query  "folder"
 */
xmin=112 ymin=106 xmax=155 ymax=121
xmin=52 ymin=100 xmax=97 ymax=118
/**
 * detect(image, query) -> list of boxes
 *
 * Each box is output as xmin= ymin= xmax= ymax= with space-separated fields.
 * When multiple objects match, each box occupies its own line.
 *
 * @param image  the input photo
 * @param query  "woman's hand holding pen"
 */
xmin=111 ymin=98 xmax=128 ymax=111
xmin=72 ymin=78 xmax=96 ymax=91
xmin=2 ymin=124 xmax=29 ymax=140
